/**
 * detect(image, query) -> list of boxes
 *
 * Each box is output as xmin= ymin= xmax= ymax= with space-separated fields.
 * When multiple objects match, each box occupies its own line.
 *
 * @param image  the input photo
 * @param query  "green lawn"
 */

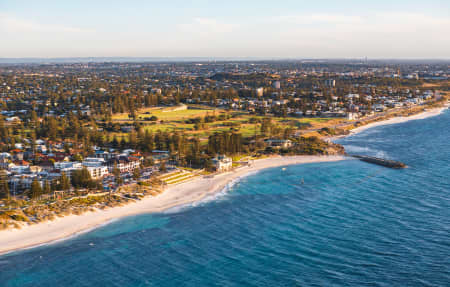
xmin=142 ymin=123 xmax=195 ymax=133
xmin=110 ymin=106 xmax=345 ymax=140
xmin=112 ymin=106 xmax=225 ymax=122
xmin=147 ymin=108 xmax=221 ymax=122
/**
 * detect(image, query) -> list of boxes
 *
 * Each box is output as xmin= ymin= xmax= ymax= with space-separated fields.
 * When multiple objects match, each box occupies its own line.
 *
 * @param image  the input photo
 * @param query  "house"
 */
xmin=82 ymin=158 xmax=109 ymax=179
xmin=150 ymin=150 xmax=169 ymax=163
xmin=264 ymin=139 xmax=293 ymax=149
xmin=9 ymin=175 xmax=39 ymax=192
xmin=39 ymin=160 xmax=54 ymax=171
xmin=29 ymin=166 xmax=43 ymax=173
xmin=48 ymin=153 xmax=71 ymax=162
xmin=345 ymin=94 xmax=360 ymax=100
xmin=0 ymin=158 xmax=10 ymax=169
xmin=212 ymin=155 xmax=232 ymax=172
xmin=85 ymin=166 xmax=109 ymax=179
xmin=325 ymin=79 xmax=336 ymax=87
xmin=0 ymin=152 xmax=11 ymax=159
xmin=256 ymin=87 xmax=264 ymax=97
xmin=55 ymin=161 xmax=82 ymax=178
xmin=121 ymin=149 xmax=135 ymax=156
xmin=36 ymin=145 xmax=48 ymax=153
xmin=10 ymin=162 xmax=30 ymax=174
xmin=107 ymin=156 xmax=140 ymax=173
xmin=121 ymin=126 xmax=134 ymax=133
xmin=347 ymin=112 xmax=359 ymax=120
xmin=373 ymin=104 xmax=386 ymax=112
xmin=5 ymin=116 xmax=21 ymax=123
xmin=94 ymin=150 xmax=115 ymax=160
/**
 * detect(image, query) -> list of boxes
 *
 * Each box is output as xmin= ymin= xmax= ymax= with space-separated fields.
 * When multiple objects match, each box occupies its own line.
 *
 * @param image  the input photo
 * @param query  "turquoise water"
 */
xmin=1 ymin=110 xmax=449 ymax=286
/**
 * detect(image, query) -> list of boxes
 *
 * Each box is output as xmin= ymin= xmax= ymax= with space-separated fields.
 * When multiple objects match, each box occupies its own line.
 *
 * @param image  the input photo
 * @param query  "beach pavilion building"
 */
xmin=212 ymin=155 xmax=232 ymax=172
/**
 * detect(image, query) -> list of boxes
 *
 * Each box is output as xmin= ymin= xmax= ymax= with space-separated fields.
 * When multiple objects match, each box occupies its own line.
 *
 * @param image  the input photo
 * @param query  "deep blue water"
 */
xmin=1 ymin=110 xmax=449 ymax=286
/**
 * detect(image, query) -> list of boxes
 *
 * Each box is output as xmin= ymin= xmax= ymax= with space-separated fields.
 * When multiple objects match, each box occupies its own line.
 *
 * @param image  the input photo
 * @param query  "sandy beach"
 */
xmin=1 ymin=104 xmax=447 ymax=256
xmin=349 ymin=106 xmax=448 ymax=135
xmin=326 ymin=105 xmax=448 ymax=142
xmin=0 ymin=155 xmax=347 ymax=255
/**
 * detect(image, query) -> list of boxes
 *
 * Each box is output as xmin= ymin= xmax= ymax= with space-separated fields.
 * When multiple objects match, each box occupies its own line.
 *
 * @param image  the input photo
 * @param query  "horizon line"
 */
xmin=1 ymin=56 xmax=450 ymax=64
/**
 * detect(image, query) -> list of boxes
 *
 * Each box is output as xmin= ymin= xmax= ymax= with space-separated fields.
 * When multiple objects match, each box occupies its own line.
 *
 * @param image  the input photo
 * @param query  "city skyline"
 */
xmin=1 ymin=0 xmax=450 ymax=59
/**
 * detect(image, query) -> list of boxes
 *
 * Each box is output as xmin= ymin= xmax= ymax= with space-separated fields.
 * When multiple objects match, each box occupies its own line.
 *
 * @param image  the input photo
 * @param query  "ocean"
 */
xmin=1 ymin=110 xmax=449 ymax=286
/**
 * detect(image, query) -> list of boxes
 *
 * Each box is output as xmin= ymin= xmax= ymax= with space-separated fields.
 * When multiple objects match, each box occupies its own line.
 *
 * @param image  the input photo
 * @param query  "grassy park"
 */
xmin=109 ymin=105 xmax=346 ymax=141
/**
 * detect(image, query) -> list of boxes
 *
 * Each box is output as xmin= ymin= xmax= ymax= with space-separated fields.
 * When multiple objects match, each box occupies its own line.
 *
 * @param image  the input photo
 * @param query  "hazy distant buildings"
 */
xmin=256 ymin=87 xmax=264 ymax=97
xmin=405 ymin=73 xmax=419 ymax=80
xmin=273 ymin=81 xmax=281 ymax=89
xmin=325 ymin=79 xmax=336 ymax=87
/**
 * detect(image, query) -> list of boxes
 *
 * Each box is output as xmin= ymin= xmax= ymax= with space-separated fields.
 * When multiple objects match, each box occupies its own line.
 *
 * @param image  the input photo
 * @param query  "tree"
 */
xmin=112 ymin=135 xmax=119 ymax=148
xmin=72 ymin=154 xmax=83 ymax=162
xmin=43 ymin=180 xmax=51 ymax=194
xmin=0 ymin=169 xmax=10 ymax=200
xmin=30 ymin=178 xmax=43 ymax=200
xmin=132 ymin=167 xmax=141 ymax=180
xmin=144 ymin=156 xmax=154 ymax=167
xmin=260 ymin=117 xmax=272 ymax=135
xmin=204 ymin=158 xmax=213 ymax=171
xmin=71 ymin=167 xmax=95 ymax=188
xmin=51 ymin=179 xmax=59 ymax=192
xmin=60 ymin=172 xmax=71 ymax=191
xmin=113 ymin=163 xmax=123 ymax=185
xmin=160 ymin=161 xmax=167 ymax=173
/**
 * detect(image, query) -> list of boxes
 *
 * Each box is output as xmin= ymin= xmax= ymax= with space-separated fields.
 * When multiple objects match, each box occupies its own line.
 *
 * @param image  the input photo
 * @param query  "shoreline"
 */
xmin=328 ymin=105 xmax=448 ymax=142
xmin=0 ymin=155 xmax=347 ymax=256
xmin=350 ymin=106 xmax=448 ymax=135
xmin=1 ymin=104 xmax=447 ymax=256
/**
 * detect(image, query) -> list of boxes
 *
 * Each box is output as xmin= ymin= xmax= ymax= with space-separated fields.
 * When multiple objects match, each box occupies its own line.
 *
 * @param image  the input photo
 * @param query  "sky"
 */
xmin=1 ymin=0 xmax=449 ymax=59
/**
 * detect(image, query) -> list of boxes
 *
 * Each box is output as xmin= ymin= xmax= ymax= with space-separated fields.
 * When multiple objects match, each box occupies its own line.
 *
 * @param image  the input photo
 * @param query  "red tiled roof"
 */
xmin=14 ymin=160 xmax=29 ymax=166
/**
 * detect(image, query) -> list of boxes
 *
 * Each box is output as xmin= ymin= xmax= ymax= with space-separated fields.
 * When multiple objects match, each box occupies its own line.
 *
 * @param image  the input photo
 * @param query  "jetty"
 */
xmin=352 ymin=155 xmax=407 ymax=169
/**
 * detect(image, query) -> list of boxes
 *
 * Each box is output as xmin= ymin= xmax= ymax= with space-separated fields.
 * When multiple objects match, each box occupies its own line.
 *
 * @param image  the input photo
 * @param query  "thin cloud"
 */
xmin=275 ymin=14 xmax=363 ymax=25
xmin=178 ymin=17 xmax=237 ymax=34
xmin=0 ymin=13 xmax=94 ymax=33
xmin=264 ymin=12 xmax=450 ymax=58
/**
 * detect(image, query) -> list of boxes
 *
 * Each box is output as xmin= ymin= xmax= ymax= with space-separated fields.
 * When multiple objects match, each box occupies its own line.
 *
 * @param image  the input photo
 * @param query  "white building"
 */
xmin=107 ymin=156 xmax=141 ymax=173
xmin=256 ymin=87 xmax=264 ymax=97
xmin=82 ymin=158 xmax=109 ymax=179
xmin=9 ymin=175 xmax=41 ymax=192
xmin=85 ymin=166 xmax=109 ymax=179
xmin=82 ymin=158 xmax=105 ymax=167
xmin=264 ymin=139 xmax=293 ymax=149
xmin=55 ymin=161 xmax=82 ymax=178
xmin=345 ymin=93 xmax=360 ymax=100
xmin=347 ymin=112 xmax=359 ymax=120
xmin=212 ymin=155 xmax=232 ymax=172
xmin=325 ymin=79 xmax=336 ymax=87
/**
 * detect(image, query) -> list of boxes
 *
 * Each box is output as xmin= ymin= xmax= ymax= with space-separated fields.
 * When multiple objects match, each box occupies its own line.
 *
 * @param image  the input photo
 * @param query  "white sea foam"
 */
xmin=374 ymin=150 xmax=388 ymax=158
xmin=3 ymin=218 xmax=119 ymax=256
xmin=344 ymin=145 xmax=389 ymax=159
xmin=0 ymin=155 xmax=346 ymax=255
xmin=163 ymin=184 xmax=234 ymax=214
xmin=163 ymin=170 xmax=262 ymax=214
xmin=345 ymin=145 xmax=376 ymax=154
xmin=162 ymin=190 xmax=230 ymax=214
